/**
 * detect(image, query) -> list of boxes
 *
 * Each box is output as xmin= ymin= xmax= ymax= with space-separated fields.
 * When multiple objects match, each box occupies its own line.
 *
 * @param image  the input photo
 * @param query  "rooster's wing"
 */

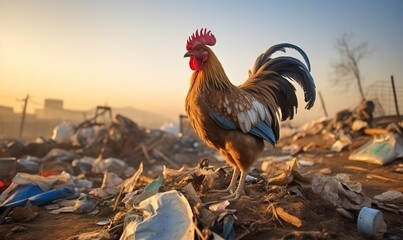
xmin=207 ymin=90 xmax=277 ymax=144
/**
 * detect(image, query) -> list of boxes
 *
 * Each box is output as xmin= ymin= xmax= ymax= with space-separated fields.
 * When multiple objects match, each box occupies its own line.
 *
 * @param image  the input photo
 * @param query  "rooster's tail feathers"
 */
xmin=243 ymin=43 xmax=316 ymax=121
xmin=251 ymin=43 xmax=311 ymax=72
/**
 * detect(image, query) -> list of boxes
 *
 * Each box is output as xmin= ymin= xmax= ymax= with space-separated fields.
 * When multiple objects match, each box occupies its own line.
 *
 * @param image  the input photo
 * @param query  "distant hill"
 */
xmin=107 ymin=106 xmax=170 ymax=129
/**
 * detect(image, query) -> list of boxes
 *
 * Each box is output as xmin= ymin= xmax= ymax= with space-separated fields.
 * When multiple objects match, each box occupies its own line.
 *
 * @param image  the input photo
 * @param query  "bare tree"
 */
xmin=331 ymin=33 xmax=371 ymax=101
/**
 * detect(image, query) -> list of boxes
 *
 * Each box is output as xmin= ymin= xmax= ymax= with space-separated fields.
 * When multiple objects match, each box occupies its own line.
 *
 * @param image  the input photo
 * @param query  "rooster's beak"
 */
xmin=184 ymin=51 xmax=192 ymax=58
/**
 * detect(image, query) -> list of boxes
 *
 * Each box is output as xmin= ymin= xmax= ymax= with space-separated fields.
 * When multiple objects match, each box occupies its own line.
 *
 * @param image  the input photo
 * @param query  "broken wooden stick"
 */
xmin=275 ymin=207 xmax=302 ymax=228
xmin=140 ymin=144 xmax=152 ymax=163
xmin=154 ymin=148 xmax=180 ymax=169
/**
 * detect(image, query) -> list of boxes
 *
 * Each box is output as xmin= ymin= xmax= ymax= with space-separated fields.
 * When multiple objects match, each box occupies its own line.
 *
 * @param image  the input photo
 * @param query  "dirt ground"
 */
xmin=0 ymin=132 xmax=402 ymax=240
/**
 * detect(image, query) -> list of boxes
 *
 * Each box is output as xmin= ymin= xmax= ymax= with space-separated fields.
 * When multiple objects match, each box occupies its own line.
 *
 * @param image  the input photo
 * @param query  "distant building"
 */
xmin=44 ymin=99 xmax=63 ymax=110
xmin=35 ymin=99 xmax=86 ymax=122
xmin=0 ymin=99 xmax=90 ymax=140
xmin=0 ymin=105 xmax=39 ymax=140
xmin=0 ymin=105 xmax=14 ymax=116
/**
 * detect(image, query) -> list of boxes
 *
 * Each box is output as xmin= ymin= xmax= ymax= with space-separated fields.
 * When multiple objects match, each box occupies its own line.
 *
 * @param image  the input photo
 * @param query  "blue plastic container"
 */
xmin=2 ymin=185 xmax=75 ymax=207
xmin=29 ymin=187 xmax=75 ymax=206
xmin=1 ymin=184 xmax=43 ymax=207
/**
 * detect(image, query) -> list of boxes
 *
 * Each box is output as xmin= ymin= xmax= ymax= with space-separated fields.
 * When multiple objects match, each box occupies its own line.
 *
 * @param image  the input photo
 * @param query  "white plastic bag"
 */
xmin=120 ymin=190 xmax=194 ymax=240
xmin=349 ymin=133 xmax=403 ymax=165
xmin=51 ymin=122 xmax=74 ymax=144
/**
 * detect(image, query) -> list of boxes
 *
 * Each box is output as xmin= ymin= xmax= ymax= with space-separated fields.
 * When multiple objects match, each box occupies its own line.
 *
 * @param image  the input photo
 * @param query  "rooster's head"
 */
xmin=184 ymin=28 xmax=216 ymax=71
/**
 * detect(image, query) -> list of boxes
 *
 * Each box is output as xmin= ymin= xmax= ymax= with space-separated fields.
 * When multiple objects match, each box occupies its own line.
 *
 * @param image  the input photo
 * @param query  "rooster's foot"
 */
xmin=219 ymin=192 xmax=242 ymax=201
xmin=219 ymin=190 xmax=252 ymax=202
xmin=208 ymin=187 xmax=235 ymax=194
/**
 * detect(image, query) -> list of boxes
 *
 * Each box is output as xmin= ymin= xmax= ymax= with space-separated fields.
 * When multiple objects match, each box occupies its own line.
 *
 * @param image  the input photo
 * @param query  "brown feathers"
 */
xmin=184 ymin=29 xmax=316 ymax=200
xmin=189 ymin=46 xmax=234 ymax=93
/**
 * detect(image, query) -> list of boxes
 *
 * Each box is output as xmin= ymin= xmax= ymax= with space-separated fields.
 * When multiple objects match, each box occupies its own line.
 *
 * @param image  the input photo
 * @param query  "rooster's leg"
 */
xmin=209 ymin=167 xmax=240 ymax=194
xmin=220 ymin=170 xmax=249 ymax=201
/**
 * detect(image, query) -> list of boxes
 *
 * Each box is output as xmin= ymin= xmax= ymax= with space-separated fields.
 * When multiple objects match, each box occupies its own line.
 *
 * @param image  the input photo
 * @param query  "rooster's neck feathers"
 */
xmin=190 ymin=47 xmax=234 ymax=93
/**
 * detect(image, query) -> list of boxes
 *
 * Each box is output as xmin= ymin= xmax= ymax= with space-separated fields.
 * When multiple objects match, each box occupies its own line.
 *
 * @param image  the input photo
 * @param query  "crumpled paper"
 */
xmin=264 ymin=158 xmax=310 ymax=186
xmin=373 ymin=190 xmax=403 ymax=214
xmin=311 ymin=173 xmax=371 ymax=210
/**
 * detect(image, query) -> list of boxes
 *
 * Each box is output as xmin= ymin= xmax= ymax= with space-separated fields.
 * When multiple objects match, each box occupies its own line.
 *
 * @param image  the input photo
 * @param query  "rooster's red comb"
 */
xmin=186 ymin=28 xmax=216 ymax=51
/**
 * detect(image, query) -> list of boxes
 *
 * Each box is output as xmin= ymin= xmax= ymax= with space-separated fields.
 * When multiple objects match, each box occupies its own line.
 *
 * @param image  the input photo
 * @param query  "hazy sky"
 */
xmin=1 ymin=0 xmax=402 ymax=125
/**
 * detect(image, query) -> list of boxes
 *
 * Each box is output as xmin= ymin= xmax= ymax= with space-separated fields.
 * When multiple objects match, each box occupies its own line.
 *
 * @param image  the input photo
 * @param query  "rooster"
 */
xmin=184 ymin=28 xmax=316 ymax=200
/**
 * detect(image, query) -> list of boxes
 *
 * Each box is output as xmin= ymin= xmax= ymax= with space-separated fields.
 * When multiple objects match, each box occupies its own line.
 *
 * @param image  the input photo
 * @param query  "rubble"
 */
xmin=0 ymin=107 xmax=402 ymax=239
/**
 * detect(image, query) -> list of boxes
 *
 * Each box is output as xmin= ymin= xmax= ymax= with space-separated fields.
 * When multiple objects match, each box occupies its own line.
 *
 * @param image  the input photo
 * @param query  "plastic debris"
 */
xmin=281 ymin=144 xmax=301 ymax=156
xmin=71 ymin=157 xmax=96 ymax=175
xmin=373 ymin=190 xmax=403 ymax=214
xmin=349 ymin=133 xmax=403 ymax=165
xmin=51 ymin=122 xmax=75 ymax=144
xmin=49 ymin=194 xmax=96 ymax=214
xmin=352 ymin=120 xmax=368 ymax=131
xmin=0 ymin=110 xmax=401 ymax=239
xmin=1 ymin=184 xmax=43 ymax=207
xmin=71 ymin=126 xmax=104 ymax=147
xmin=220 ymin=214 xmax=235 ymax=240
xmin=96 ymin=219 xmax=111 ymax=226
xmin=92 ymin=157 xmax=129 ymax=176
xmin=72 ymin=195 xmax=96 ymax=213
xmin=330 ymin=140 xmax=350 ymax=152
xmin=298 ymin=159 xmax=314 ymax=167
xmin=264 ymin=159 xmax=309 ymax=186
xmin=357 ymin=207 xmax=387 ymax=238
xmin=208 ymin=200 xmax=230 ymax=213
xmin=42 ymin=148 xmax=79 ymax=163
xmin=120 ymin=190 xmax=194 ymax=240
xmin=16 ymin=157 xmax=40 ymax=174
xmin=90 ymin=172 xmax=123 ymax=198
xmin=374 ymin=190 xmax=403 ymax=202
xmin=4 ymin=187 xmax=75 ymax=207
xmin=311 ymin=173 xmax=372 ymax=210
xmin=121 ymin=174 xmax=163 ymax=208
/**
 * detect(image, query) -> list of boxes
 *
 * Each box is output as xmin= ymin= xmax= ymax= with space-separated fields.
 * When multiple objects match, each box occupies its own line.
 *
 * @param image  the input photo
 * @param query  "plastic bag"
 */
xmin=120 ymin=190 xmax=194 ymax=240
xmin=349 ymin=133 xmax=403 ymax=165
xmin=51 ymin=122 xmax=74 ymax=144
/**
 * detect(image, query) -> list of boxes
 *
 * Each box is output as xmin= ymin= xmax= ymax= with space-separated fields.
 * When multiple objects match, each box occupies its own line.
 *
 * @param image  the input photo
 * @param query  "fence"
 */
xmin=365 ymin=79 xmax=402 ymax=117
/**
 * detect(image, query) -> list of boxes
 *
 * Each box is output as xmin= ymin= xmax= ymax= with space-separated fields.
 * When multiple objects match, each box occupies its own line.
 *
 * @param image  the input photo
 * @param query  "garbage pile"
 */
xmin=0 ymin=105 xmax=402 ymax=239
xmin=0 ymin=114 xmax=216 ymax=177
xmin=1 ymin=155 xmax=401 ymax=239
xmin=0 ymin=113 xmax=224 ymax=238
xmin=282 ymin=100 xmax=403 ymax=166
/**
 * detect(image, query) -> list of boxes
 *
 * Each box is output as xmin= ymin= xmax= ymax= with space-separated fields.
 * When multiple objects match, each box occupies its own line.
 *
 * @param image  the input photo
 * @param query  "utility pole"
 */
xmin=19 ymin=94 xmax=29 ymax=139
xmin=391 ymin=75 xmax=400 ymax=121
xmin=318 ymin=91 xmax=328 ymax=118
